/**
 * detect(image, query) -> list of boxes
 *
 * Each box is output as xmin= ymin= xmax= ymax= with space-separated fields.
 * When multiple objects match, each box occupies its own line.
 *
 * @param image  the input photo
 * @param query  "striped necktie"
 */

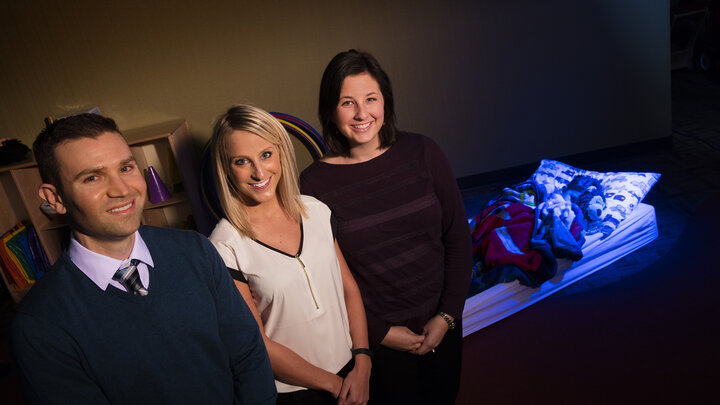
xmin=112 ymin=259 xmax=148 ymax=296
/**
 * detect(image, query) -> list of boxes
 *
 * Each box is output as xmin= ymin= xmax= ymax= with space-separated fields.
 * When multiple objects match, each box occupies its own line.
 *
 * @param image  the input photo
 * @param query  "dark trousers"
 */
xmin=368 ymin=321 xmax=463 ymax=405
xmin=276 ymin=389 xmax=335 ymax=405
xmin=276 ymin=359 xmax=354 ymax=405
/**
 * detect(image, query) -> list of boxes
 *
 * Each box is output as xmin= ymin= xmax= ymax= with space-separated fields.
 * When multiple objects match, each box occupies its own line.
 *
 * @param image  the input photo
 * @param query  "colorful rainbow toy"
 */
xmin=270 ymin=111 xmax=327 ymax=161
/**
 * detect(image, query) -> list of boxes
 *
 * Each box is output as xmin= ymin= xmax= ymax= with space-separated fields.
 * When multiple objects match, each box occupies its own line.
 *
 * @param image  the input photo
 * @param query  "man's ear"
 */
xmin=38 ymin=184 xmax=67 ymax=215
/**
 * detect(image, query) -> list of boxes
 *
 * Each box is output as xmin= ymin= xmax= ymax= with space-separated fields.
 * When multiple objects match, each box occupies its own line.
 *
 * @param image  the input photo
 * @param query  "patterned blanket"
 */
xmin=469 ymin=180 xmax=584 ymax=296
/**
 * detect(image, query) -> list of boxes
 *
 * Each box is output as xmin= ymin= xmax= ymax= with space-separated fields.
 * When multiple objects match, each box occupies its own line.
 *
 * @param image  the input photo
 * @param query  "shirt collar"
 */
xmin=68 ymin=231 xmax=154 ymax=291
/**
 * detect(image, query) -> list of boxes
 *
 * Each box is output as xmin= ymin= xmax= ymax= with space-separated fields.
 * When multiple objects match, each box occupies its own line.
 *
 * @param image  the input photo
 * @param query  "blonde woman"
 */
xmin=208 ymin=104 xmax=370 ymax=405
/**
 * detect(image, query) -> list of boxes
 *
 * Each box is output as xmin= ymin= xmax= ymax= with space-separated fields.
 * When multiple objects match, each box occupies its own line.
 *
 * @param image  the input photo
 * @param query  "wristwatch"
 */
xmin=351 ymin=348 xmax=373 ymax=359
xmin=438 ymin=312 xmax=456 ymax=330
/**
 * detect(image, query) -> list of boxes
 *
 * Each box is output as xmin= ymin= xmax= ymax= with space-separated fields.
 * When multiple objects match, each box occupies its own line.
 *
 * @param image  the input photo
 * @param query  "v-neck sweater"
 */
xmin=11 ymin=225 xmax=276 ymax=404
xmin=209 ymin=195 xmax=352 ymax=393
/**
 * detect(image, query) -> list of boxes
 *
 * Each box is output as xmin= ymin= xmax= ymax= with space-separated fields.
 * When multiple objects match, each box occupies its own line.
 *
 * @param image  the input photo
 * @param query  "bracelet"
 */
xmin=351 ymin=348 xmax=373 ymax=359
xmin=438 ymin=312 xmax=456 ymax=330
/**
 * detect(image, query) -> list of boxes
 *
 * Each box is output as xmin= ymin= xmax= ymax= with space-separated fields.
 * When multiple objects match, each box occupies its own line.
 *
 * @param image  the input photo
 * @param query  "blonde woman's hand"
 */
xmin=337 ymin=354 xmax=370 ymax=405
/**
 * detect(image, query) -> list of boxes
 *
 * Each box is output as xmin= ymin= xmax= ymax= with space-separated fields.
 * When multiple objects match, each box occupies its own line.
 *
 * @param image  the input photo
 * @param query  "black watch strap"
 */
xmin=351 ymin=348 xmax=373 ymax=359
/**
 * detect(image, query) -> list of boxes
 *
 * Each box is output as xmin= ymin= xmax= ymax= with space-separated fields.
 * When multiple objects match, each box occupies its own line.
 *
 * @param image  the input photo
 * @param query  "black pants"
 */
xmin=276 ymin=359 xmax=354 ymax=405
xmin=368 ymin=321 xmax=463 ymax=405
xmin=276 ymin=389 xmax=335 ymax=405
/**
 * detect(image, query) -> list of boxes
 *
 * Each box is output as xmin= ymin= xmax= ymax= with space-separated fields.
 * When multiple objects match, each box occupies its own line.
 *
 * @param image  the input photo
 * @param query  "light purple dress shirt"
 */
xmin=68 ymin=230 xmax=154 ymax=293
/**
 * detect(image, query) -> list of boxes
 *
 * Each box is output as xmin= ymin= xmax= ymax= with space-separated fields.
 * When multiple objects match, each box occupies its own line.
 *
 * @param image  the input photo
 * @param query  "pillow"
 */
xmin=530 ymin=159 xmax=599 ymax=196
xmin=530 ymin=159 xmax=660 ymax=236
xmin=593 ymin=171 xmax=661 ymax=235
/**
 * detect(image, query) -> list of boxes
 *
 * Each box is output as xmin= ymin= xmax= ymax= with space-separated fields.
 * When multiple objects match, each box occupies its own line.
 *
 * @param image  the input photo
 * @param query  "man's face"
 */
xmin=51 ymin=131 xmax=146 ymax=252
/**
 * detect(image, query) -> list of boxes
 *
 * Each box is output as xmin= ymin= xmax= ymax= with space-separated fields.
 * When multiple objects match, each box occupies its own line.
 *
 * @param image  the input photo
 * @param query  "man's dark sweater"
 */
xmin=11 ymin=226 xmax=276 ymax=404
xmin=300 ymin=132 xmax=472 ymax=347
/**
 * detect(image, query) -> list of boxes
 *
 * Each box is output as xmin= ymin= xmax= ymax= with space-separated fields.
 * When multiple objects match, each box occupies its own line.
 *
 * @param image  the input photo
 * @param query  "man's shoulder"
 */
xmin=139 ymin=225 xmax=207 ymax=246
xmin=15 ymin=257 xmax=83 ymax=321
xmin=139 ymin=226 xmax=223 ymax=277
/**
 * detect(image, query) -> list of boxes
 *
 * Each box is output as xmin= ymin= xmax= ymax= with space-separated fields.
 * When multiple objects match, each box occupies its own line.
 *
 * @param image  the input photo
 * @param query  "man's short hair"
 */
xmin=33 ymin=113 xmax=120 ymax=193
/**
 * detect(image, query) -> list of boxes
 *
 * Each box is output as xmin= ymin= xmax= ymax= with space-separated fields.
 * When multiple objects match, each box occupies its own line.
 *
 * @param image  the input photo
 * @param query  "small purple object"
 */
xmin=147 ymin=166 xmax=172 ymax=204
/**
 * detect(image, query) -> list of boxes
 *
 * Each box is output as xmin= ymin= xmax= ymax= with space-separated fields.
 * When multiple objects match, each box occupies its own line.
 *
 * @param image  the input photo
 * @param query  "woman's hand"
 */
xmin=412 ymin=315 xmax=449 ymax=355
xmin=381 ymin=326 xmax=425 ymax=352
xmin=329 ymin=374 xmax=343 ymax=399
xmin=337 ymin=354 xmax=371 ymax=405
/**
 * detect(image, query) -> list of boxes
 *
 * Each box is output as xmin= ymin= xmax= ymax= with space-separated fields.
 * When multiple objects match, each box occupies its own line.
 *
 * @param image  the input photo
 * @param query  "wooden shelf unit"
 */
xmin=1 ymin=160 xmax=67 ymax=303
xmin=0 ymin=119 xmax=215 ymax=303
xmin=124 ymin=119 xmax=214 ymax=235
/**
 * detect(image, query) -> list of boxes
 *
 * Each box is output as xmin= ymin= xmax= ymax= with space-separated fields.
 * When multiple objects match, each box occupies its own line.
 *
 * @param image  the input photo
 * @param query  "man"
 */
xmin=11 ymin=113 xmax=277 ymax=404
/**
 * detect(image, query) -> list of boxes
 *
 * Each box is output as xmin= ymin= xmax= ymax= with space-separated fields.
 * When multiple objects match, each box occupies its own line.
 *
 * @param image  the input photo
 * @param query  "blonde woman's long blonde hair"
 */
xmin=210 ymin=104 xmax=306 ymax=239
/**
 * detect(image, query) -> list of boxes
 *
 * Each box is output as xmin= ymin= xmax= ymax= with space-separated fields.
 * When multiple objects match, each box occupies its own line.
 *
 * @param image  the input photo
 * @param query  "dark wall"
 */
xmin=0 ymin=0 xmax=669 ymax=177
xmin=394 ymin=0 xmax=670 ymax=177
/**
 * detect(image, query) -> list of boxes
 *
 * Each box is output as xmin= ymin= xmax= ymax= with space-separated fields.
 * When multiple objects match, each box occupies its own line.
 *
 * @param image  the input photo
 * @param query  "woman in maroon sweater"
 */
xmin=300 ymin=50 xmax=472 ymax=405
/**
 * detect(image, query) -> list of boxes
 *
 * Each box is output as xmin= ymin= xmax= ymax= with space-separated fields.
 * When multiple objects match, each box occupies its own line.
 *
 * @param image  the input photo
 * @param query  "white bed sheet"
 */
xmin=462 ymin=202 xmax=658 ymax=337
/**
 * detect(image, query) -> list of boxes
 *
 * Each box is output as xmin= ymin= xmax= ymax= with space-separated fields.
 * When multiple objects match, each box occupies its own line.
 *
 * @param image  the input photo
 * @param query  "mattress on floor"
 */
xmin=462 ymin=202 xmax=658 ymax=337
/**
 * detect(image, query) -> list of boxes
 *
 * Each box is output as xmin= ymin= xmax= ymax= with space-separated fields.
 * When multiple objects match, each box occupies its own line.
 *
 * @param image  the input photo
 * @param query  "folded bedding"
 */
xmin=470 ymin=199 xmax=554 ymax=294
xmin=468 ymin=160 xmax=660 ymax=296
xmin=469 ymin=179 xmax=585 ymax=295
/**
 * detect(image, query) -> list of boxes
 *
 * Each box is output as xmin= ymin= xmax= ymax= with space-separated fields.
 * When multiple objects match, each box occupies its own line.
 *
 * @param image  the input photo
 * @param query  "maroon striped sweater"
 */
xmin=300 ymin=132 xmax=472 ymax=347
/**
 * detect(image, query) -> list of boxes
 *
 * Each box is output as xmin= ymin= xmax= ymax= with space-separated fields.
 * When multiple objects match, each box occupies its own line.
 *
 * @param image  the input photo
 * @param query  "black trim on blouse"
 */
xmin=227 ymin=267 xmax=248 ymax=283
xmin=330 ymin=214 xmax=338 ymax=240
xmin=251 ymin=221 xmax=304 ymax=258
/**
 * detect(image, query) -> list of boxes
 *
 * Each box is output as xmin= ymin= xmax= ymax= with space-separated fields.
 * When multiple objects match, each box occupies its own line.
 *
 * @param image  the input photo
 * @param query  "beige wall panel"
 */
xmin=1 ymin=0 xmax=669 ymax=178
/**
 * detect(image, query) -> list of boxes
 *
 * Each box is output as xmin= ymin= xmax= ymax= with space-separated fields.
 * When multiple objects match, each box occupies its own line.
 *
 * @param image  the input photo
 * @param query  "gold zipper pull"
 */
xmin=295 ymin=255 xmax=319 ymax=309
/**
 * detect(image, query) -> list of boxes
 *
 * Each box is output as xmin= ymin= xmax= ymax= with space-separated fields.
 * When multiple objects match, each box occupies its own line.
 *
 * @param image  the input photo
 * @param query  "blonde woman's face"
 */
xmin=225 ymin=130 xmax=282 ymax=207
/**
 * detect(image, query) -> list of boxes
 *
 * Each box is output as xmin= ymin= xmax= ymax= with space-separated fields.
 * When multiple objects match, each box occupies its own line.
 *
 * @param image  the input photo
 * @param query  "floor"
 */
xmin=0 ymin=69 xmax=717 ymax=403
